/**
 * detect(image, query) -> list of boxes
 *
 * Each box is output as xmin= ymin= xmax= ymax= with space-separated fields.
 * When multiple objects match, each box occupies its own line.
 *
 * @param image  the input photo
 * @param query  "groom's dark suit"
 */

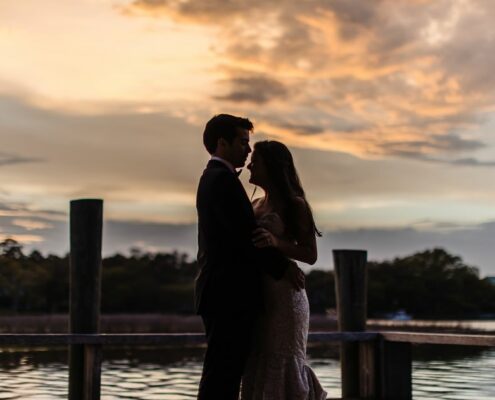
xmin=195 ymin=159 xmax=289 ymax=399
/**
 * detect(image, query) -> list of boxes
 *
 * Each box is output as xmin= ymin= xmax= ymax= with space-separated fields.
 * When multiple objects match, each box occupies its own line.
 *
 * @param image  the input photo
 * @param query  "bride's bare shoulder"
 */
xmin=251 ymin=197 xmax=264 ymax=207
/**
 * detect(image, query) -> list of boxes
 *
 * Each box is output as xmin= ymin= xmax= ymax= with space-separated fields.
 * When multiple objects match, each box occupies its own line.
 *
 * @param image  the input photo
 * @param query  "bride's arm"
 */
xmin=252 ymin=197 xmax=317 ymax=265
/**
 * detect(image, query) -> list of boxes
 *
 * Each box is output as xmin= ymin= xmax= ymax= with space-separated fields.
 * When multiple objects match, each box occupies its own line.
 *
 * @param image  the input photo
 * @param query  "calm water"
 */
xmin=0 ymin=345 xmax=494 ymax=399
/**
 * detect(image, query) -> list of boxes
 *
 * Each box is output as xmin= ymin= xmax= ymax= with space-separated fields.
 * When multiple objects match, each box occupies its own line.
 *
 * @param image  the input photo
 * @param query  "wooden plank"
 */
xmin=2 ymin=330 xmax=494 ymax=346
xmin=0 ymin=331 xmax=493 ymax=347
xmin=0 ymin=333 xmax=204 ymax=345
xmin=310 ymin=332 xmax=378 ymax=342
xmin=0 ymin=331 xmax=378 ymax=346
xmin=0 ymin=333 xmax=205 ymax=345
xmin=381 ymin=331 xmax=495 ymax=346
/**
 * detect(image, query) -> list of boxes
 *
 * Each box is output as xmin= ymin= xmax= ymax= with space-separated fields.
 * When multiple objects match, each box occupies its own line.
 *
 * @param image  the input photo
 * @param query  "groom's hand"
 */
xmin=252 ymin=227 xmax=278 ymax=248
xmin=286 ymin=261 xmax=305 ymax=290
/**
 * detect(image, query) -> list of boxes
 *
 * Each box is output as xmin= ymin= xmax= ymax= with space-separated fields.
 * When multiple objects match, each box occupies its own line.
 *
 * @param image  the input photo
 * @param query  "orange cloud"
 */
xmin=127 ymin=0 xmax=495 ymax=165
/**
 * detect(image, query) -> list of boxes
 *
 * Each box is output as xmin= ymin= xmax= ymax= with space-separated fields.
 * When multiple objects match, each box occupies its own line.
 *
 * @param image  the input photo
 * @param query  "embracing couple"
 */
xmin=195 ymin=114 xmax=327 ymax=400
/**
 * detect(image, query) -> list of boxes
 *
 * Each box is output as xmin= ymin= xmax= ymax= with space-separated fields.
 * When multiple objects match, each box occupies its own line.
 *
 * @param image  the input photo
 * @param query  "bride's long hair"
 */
xmin=253 ymin=140 xmax=321 ymax=239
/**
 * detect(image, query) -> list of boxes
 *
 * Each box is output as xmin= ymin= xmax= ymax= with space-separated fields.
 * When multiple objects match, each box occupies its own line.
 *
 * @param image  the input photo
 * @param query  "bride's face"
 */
xmin=248 ymin=151 xmax=269 ymax=187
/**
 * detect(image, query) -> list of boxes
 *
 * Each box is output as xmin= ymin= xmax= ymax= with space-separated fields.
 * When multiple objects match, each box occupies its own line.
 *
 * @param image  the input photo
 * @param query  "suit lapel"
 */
xmin=206 ymin=160 xmax=256 ymax=224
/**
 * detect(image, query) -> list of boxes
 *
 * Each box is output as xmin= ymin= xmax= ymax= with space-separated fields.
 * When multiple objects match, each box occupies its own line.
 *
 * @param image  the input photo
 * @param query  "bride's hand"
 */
xmin=252 ymin=227 xmax=279 ymax=248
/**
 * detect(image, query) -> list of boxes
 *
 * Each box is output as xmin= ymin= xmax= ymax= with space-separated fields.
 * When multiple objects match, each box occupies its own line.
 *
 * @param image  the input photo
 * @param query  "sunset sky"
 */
xmin=1 ymin=0 xmax=495 ymax=274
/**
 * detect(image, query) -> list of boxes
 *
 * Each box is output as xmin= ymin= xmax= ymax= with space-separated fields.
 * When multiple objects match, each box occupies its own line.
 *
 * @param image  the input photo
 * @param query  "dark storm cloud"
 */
xmin=129 ymin=0 xmax=276 ymax=19
xmin=451 ymin=158 xmax=495 ymax=167
xmin=0 ymin=152 xmax=42 ymax=167
xmin=215 ymin=75 xmax=289 ymax=104
xmin=375 ymin=134 xmax=495 ymax=167
xmin=381 ymin=134 xmax=485 ymax=157
xmin=272 ymin=121 xmax=324 ymax=136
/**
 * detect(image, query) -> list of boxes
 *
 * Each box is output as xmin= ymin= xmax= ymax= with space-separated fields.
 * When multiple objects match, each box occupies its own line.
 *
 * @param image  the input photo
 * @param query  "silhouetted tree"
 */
xmin=0 ymin=240 xmax=494 ymax=318
xmin=368 ymin=248 xmax=495 ymax=318
xmin=306 ymin=270 xmax=335 ymax=313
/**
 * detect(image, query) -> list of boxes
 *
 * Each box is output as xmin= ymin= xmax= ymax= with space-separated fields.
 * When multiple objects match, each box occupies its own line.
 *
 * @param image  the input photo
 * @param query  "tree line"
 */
xmin=1 ymin=238 xmax=494 ymax=319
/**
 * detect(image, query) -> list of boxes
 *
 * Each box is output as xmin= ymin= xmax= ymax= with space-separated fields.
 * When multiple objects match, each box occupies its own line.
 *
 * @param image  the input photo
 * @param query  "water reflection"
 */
xmin=0 ymin=345 xmax=493 ymax=399
xmin=413 ymin=345 xmax=495 ymax=400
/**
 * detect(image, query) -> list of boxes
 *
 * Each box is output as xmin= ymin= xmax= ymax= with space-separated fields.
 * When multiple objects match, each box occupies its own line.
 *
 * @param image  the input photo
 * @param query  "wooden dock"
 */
xmin=1 ymin=199 xmax=493 ymax=400
xmin=0 ymin=330 xmax=493 ymax=399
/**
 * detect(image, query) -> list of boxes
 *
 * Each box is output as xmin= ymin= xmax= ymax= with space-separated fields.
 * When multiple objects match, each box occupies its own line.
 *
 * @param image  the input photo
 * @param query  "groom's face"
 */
xmin=225 ymin=128 xmax=251 ymax=168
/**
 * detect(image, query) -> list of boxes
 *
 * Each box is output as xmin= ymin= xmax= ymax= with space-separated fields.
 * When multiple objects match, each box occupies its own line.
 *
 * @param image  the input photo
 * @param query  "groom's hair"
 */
xmin=203 ymin=114 xmax=253 ymax=154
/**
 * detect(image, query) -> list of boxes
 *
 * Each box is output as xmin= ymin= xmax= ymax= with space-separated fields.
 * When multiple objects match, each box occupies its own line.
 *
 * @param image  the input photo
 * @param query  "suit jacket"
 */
xmin=195 ymin=159 xmax=289 ymax=315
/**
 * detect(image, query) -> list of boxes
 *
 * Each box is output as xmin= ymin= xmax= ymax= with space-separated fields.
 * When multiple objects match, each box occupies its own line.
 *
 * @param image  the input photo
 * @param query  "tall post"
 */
xmin=333 ymin=249 xmax=368 ymax=399
xmin=69 ymin=199 xmax=103 ymax=400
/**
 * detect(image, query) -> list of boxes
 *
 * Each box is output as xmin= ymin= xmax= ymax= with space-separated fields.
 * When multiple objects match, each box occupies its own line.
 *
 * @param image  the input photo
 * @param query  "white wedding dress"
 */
xmin=241 ymin=210 xmax=327 ymax=400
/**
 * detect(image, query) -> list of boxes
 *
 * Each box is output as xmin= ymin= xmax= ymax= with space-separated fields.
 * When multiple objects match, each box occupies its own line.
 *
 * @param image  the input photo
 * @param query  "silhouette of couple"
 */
xmin=195 ymin=114 xmax=327 ymax=399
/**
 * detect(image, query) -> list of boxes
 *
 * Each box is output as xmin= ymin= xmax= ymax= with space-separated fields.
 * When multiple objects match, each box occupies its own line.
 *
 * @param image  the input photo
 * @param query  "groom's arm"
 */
xmin=254 ymin=246 xmax=289 ymax=279
xmin=255 ymin=248 xmax=305 ymax=289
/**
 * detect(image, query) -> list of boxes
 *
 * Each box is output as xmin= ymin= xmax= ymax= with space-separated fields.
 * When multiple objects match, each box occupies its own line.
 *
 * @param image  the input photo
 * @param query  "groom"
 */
xmin=195 ymin=114 xmax=304 ymax=399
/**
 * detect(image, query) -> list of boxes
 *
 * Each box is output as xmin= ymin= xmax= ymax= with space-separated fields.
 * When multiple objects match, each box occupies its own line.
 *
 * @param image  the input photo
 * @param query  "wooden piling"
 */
xmin=378 ymin=340 xmax=412 ymax=400
xmin=69 ymin=199 xmax=103 ymax=400
xmin=333 ymin=249 xmax=368 ymax=399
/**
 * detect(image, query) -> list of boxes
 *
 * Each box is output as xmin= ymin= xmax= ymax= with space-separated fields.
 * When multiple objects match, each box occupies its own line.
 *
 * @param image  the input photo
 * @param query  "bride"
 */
xmin=241 ymin=140 xmax=327 ymax=400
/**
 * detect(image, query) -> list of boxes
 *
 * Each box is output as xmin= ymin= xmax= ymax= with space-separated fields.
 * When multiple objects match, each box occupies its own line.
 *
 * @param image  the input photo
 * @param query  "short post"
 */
xmin=69 ymin=199 xmax=103 ymax=400
xmin=333 ymin=249 xmax=368 ymax=399
xmin=378 ymin=340 xmax=412 ymax=400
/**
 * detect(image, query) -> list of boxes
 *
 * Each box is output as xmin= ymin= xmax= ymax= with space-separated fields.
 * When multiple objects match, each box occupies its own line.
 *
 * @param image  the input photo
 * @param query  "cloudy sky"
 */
xmin=1 ymin=0 xmax=495 ymax=274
